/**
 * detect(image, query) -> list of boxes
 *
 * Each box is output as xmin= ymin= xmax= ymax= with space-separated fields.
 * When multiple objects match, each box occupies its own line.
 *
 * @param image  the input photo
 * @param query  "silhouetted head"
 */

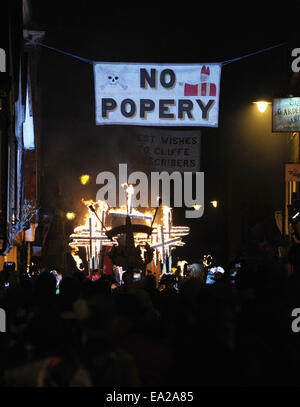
xmin=122 ymin=270 xmax=134 ymax=286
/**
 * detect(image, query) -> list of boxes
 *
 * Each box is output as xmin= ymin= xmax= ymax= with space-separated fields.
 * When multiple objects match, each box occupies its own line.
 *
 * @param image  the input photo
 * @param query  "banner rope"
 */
xmin=25 ymin=39 xmax=93 ymax=64
xmin=25 ymin=38 xmax=287 ymax=66
xmin=221 ymin=42 xmax=287 ymax=66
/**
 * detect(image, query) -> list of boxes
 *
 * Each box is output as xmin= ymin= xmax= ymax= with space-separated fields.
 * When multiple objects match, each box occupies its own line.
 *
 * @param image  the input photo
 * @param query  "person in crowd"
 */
xmin=114 ymin=270 xmax=134 ymax=294
xmin=0 ymin=231 xmax=297 ymax=388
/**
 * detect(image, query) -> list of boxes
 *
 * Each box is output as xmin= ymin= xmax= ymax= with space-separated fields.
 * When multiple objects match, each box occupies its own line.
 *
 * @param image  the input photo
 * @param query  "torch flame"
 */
xmin=177 ymin=260 xmax=188 ymax=277
xmin=70 ymin=247 xmax=84 ymax=270
xmin=69 ymin=187 xmax=189 ymax=274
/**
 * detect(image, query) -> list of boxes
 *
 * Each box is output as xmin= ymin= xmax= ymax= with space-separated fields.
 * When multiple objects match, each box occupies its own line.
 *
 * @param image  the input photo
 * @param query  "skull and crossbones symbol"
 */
xmin=99 ymin=67 xmax=128 ymax=91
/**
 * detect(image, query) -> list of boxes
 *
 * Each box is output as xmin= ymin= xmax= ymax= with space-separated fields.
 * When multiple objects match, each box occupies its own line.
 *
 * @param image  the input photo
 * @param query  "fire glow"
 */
xmin=69 ymin=185 xmax=190 ymax=274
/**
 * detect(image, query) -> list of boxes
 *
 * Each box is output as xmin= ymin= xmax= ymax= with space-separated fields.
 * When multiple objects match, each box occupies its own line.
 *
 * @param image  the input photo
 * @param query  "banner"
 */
xmin=285 ymin=163 xmax=300 ymax=181
xmin=272 ymin=97 xmax=300 ymax=132
xmin=93 ymin=62 xmax=221 ymax=127
xmin=135 ymin=128 xmax=200 ymax=173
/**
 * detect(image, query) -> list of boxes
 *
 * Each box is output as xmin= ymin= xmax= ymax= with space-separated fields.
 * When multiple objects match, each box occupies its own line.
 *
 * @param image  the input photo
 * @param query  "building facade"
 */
xmin=0 ymin=0 xmax=43 ymax=271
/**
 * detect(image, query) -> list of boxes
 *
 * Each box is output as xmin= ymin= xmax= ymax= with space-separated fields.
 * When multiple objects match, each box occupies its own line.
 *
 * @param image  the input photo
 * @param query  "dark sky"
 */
xmin=28 ymin=2 xmax=300 ymax=264
xmin=29 ymin=3 xmax=298 ymax=59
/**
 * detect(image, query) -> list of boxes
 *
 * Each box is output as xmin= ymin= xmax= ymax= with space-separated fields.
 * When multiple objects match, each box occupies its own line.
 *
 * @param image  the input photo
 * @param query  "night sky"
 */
xmin=27 ymin=3 xmax=300 ymax=265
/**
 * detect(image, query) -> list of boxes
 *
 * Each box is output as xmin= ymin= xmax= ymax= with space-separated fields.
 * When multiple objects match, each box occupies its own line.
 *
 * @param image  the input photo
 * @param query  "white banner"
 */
xmin=93 ymin=62 xmax=221 ymax=127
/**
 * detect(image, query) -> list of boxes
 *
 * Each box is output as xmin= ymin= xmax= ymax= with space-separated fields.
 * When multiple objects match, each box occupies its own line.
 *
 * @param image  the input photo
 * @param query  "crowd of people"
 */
xmin=1 ymin=237 xmax=300 ymax=387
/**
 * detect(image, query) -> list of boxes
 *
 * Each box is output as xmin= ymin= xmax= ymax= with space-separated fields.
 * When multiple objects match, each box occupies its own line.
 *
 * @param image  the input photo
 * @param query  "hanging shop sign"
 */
xmin=272 ymin=97 xmax=300 ymax=132
xmin=93 ymin=62 xmax=221 ymax=127
xmin=285 ymin=163 xmax=300 ymax=182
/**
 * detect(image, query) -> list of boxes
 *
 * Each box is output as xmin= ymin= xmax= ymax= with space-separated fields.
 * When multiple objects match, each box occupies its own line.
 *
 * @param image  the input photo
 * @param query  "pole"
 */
xmin=283 ymin=162 xmax=287 ymax=238
xmin=99 ymin=209 xmax=105 ymax=271
xmin=160 ymin=225 xmax=167 ymax=274
xmin=88 ymin=205 xmax=108 ymax=232
xmin=148 ymin=197 xmax=162 ymax=238
xmin=169 ymin=249 xmax=172 ymax=273
xmin=89 ymin=217 xmax=93 ymax=275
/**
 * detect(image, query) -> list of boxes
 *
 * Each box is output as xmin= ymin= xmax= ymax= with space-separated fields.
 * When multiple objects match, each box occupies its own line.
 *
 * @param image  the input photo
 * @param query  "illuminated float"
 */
xmin=69 ymin=184 xmax=190 ymax=277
